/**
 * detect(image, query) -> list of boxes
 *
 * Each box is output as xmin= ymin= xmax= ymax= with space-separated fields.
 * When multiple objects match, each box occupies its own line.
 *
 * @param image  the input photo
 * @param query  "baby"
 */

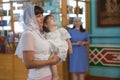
xmin=43 ymin=14 xmax=72 ymax=80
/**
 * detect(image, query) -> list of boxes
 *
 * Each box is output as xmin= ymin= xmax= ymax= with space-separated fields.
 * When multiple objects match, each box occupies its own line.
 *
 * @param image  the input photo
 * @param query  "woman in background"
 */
xmin=68 ymin=17 xmax=90 ymax=80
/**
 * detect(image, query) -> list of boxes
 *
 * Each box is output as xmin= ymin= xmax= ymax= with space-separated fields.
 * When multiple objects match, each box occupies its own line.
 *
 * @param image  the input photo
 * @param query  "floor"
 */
xmin=85 ymin=76 xmax=120 ymax=80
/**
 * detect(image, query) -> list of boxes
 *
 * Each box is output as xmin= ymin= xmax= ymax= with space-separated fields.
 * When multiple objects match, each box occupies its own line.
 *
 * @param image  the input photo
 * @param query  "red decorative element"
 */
xmin=101 ymin=49 xmax=120 ymax=66
xmin=89 ymin=48 xmax=120 ymax=66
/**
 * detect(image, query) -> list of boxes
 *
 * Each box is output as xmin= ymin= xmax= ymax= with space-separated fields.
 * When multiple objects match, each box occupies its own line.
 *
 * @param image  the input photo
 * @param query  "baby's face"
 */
xmin=47 ymin=16 xmax=57 ymax=27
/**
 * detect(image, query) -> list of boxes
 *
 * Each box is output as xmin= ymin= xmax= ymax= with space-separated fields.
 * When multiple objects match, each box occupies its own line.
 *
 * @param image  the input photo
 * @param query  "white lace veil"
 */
xmin=15 ymin=2 xmax=41 ymax=58
xmin=21 ymin=2 xmax=40 ymax=31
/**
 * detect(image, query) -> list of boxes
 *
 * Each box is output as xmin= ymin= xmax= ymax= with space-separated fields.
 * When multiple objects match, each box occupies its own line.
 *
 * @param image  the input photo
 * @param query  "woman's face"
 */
xmin=36 ymin=13 xmax=44 ymax=27
xmin=75 ymin=19 xmax=81 ymax=27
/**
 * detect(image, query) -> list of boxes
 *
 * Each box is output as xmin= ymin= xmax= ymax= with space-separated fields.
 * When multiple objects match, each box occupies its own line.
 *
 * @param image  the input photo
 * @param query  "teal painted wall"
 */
xmin=89 ymin=0 xmax=120 ymax=78
xmin=44 ymin=0 xmax=61 ymax=28
xmin=90 ymin=66 xmax=120 ymax=78
xmin=90 ymin=0 xmax=120 ymax=44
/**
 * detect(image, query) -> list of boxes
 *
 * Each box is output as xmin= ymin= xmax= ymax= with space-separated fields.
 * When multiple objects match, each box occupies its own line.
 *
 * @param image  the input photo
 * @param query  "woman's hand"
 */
xmin=79 ymin=41 xmax=89 ymax=46
xmin=72 ymin=41 xmax=88 ymax=46
xmin=48 ymin=54 xmax=60 ymax=65
xmin=79 ymin=41 xmax=85 ymax=46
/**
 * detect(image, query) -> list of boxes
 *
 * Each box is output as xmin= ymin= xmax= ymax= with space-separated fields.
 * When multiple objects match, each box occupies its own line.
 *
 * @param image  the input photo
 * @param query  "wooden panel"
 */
xmin=14 ymin=55 xmax=28 ymax=80
xmin=61 ymin=0 xmax=69 ymax=80
xmin=0 ymin=54 xmax=13 ymax=80
xmin=57 ymin=63 xmax=63 ymax=80
xmin=61 ymin=0 xmax=68 ymax=28
xmin=0 ymin=54 xmax=28 ymax=80
xmin=86 ymin=1 xmax=90 ymax=32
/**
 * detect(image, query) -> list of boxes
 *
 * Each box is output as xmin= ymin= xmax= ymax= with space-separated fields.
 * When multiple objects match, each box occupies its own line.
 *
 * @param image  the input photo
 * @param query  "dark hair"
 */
xmin=34 ymin=6 xmax=44 ymax=15
xmin=72 ymin=25 xmax=86 ymax=32
xmin=43 ymin=14 xmax=53 ymax=32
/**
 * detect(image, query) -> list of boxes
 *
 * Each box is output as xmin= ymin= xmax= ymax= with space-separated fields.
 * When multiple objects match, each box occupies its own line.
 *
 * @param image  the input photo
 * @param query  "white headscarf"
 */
xmin=21 ymin=3 xmax=40 ymax=31
xmin=15 ymin=3 xmax=41 ymax=58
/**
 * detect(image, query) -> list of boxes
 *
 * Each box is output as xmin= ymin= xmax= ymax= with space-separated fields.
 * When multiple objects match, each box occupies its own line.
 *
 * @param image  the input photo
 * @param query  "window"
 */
xmin=67 ymin=0 xmax=86 ymax=29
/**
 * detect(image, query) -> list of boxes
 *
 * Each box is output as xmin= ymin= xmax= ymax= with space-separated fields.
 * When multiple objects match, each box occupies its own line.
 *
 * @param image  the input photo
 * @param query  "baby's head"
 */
xmin=43 ymin=14 xmax=57 ymax=32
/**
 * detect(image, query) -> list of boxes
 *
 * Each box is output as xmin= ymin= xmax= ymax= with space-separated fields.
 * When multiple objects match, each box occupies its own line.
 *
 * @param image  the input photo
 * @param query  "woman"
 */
xmin=15 ymin=4 xmax=60 ymax=80
xmin=68 ymin=17 xmax=89 ymax=80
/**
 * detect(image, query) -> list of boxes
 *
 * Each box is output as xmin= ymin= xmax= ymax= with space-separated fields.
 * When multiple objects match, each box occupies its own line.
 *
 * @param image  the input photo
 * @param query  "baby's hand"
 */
xmin=68 ymin=48 xmax=73 ymax=55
